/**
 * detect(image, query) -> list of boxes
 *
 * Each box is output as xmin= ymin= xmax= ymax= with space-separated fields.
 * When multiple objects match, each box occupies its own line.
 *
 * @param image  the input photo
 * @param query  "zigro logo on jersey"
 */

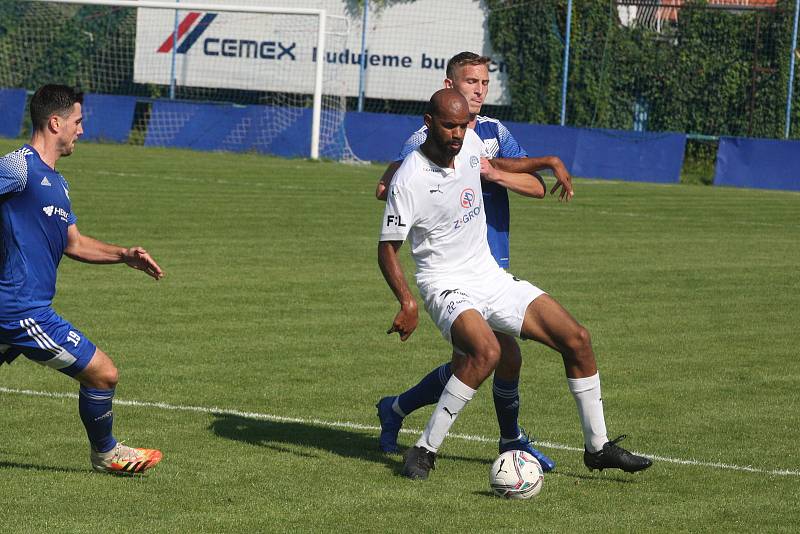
xmin=156 ymin=12 xmax=296 ymax=61
xmin=454 ymin=188 xmax=480 ymax=231
xmin=460 ymin=188 xmax=476 ymax=208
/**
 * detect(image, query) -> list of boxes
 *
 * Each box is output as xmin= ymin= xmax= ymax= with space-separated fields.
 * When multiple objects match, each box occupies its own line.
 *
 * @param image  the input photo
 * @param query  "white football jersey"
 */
xmin=379 ymin=129 xmax=498 ymax=283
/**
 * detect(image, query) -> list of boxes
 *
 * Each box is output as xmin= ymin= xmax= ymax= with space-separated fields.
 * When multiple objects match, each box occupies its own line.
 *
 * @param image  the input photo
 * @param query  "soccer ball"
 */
xmin=489 ymin=450 xmax=544 ymax=500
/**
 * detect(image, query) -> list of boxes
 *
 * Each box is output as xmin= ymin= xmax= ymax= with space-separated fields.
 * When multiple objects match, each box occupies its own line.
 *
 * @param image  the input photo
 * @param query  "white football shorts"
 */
xmin=418 ymin=267 xmax=546 ymax=345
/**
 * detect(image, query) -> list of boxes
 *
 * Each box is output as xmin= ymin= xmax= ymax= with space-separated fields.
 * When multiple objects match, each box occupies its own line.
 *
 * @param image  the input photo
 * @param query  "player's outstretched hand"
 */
xmin=123 ymin=247 xmax=164 ymax=280
xmin=549 ymin=160 xmax=574 ymax=202
xmin=387 ymin=305 xmax=418 ymax=341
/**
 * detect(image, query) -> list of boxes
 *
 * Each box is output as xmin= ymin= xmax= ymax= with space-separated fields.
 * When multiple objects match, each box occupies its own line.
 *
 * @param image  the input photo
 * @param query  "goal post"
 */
xmin=2 ymin=0 xmax=353 ymax=160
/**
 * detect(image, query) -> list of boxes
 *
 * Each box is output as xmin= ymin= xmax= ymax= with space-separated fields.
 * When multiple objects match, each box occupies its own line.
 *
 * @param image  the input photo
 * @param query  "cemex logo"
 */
xmin=156 ymin=12 xmax=297 ymax=61
xmin=157 ymin=12 xmax=217 ymax=54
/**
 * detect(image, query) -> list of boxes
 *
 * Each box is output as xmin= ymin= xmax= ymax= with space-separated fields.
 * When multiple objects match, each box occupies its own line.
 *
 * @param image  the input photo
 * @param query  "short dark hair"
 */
xmin=30 ymin=85 xmax=84 ymax=132
xmin=446 ymin=52 xmax=491 ymax=79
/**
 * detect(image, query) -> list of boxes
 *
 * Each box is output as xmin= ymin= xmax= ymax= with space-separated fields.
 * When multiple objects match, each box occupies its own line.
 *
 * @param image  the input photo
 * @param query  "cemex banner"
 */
xmin=134 ymin=0 xmax=511 ymax=105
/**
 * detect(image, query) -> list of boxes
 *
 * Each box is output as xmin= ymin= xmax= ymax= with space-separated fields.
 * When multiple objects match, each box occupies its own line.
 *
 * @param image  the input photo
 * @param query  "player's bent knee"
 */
xmin=78 ymin=350 xmax=119 ymax=389
xmin=85 ymin=367 xmax=118 ymax=390
xmin=565 ymin=325 xmax=592 ymax=355
xmin=473 ymin=338 xmax=502 ymax=371
xmin=103 ymin=366 xmax=119 ymax=389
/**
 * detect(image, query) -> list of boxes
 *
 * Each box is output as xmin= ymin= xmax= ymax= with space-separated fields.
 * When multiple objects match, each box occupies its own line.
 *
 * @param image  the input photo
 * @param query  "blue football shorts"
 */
xmin=0 ymin=308 xmax=97 ymax=377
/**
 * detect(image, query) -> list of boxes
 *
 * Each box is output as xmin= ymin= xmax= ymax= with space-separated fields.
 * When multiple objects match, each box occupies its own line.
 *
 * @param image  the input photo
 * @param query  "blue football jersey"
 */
xmin=0 ymin=145 xmax=77 ymax=319
xmin=397 ymin=116 xmax=528 ymax=268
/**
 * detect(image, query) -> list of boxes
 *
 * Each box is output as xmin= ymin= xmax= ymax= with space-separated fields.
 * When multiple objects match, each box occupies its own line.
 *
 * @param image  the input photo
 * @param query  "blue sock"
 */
xmin=79 ymin=386 xmax=117 ymax=453
xmin=397 ymin=363 xmax=453 ymax=416
xmin=493 ymin=377 xmax=521 ymax=440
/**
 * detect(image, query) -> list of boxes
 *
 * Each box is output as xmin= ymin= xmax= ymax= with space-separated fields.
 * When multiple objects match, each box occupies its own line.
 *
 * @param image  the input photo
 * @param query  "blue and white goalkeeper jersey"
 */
xmin=0 ymin=145 xmax=78 ymax=319
xmin=397 ymin=116 xmax=527 ymax=269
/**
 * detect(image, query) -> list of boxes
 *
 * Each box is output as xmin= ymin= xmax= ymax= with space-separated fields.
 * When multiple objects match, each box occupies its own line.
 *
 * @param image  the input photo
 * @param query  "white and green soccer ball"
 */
xmin=489 ymin=450 xmax=544 ymax=500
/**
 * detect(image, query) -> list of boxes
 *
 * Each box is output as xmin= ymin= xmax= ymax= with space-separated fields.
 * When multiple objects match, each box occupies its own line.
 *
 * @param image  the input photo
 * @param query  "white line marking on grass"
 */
xmin=2 ymin=386 xmax=798 ymax=477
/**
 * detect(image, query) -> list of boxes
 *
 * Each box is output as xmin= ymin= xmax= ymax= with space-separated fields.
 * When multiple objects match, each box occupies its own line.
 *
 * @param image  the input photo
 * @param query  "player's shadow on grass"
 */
xmin=0 ymin=460 xmax=87 ymax=474
xmin=209 ymin=413 xmax=488 ymax=475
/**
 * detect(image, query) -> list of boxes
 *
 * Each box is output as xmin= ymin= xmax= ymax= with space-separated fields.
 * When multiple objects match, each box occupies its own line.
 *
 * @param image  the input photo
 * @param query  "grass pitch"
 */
xmin=0 ymin=139 xmax=798 ymax=533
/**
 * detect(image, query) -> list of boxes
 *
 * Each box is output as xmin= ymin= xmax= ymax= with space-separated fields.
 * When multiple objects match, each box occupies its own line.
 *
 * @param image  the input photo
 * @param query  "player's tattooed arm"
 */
xmin=376 ymin=161 xmax=402 ymax=201
xmin=378 ymin=240 xmax=418 ymax=341
xmin=492 ymin=155 xmax=573 ymax=202
xmin=480 ymin=158 xmax=545 ymax=198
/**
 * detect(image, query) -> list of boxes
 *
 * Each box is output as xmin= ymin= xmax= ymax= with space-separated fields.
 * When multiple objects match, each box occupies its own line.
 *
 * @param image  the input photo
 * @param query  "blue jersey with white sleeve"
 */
xmin=0 ymin=145 xmax=78 ymax=319
xmin=397 ymin=115 xmax=527 ymax=268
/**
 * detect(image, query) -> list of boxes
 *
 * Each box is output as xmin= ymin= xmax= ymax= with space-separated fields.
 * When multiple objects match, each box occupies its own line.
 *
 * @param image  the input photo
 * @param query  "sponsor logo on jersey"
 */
xmin=156 ymin=12 xmax=296 ymax=61
xmin=429 ymin=184 xmax=443 ymax=194
xmin=42 ymin=205 xmax=69 ymax=221
xmin=470 ymin=155 xmax=479 ymax=168
xmin=460 ymin=188 xmax=476 ymax=208
xmin=453 ymin=206 xmax=481 ymax=230
xmin=40 ymin=177 xmax=51 ymax=187
xmin=386 ymin=214 xmax=406 ymax=227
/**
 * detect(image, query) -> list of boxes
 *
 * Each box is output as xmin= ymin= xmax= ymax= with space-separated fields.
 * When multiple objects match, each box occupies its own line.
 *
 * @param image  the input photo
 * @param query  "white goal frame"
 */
xmin=26 ymin=0 xmax=330 ymax=159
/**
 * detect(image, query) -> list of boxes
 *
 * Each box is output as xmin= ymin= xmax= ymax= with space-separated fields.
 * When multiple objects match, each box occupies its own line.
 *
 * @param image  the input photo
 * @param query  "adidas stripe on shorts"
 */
xmin=0 ymin=307 xmax=97 ymax=377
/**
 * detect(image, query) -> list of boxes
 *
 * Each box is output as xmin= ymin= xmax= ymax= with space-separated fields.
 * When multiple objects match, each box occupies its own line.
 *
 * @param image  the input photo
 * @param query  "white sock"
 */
xmin=567 ymin=373 xmax=609 ymax=453
xmin=416 ymin=375 xmax=476 ymax=453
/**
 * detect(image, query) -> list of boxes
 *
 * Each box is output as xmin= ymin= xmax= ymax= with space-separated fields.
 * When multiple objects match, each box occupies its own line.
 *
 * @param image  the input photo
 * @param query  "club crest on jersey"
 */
xmin=470 ymin=155 xmax=479 ymax=168
xmin=460 ymin=188 xmax=476 ymax=208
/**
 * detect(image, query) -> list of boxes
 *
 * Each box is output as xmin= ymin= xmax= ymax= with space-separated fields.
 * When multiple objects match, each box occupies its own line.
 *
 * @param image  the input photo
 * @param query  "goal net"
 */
xmin=0 ymin=0 xmax=357 ymax=160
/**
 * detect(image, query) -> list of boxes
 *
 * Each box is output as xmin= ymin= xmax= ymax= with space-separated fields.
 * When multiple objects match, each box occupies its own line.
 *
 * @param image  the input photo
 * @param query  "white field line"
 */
xmin=2 ymin=386 xmax=798 ymax=477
